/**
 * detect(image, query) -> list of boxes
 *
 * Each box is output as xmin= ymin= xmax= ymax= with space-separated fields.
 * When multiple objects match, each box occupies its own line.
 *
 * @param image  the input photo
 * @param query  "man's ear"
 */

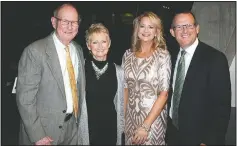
xmin=51 ymin=17 xmax=57 ymax=29
xmin=108 ymin=39 xmax=111 ymax=48
xmin=196 ymin=24 xmax=200 ymax=34
xmin=170 ymin=28 xmax=175 ymax=37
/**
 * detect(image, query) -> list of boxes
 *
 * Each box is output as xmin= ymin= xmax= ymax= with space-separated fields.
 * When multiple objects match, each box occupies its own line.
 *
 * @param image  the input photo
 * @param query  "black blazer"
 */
xmin=167 ymin=41 xmax=231 ymax=145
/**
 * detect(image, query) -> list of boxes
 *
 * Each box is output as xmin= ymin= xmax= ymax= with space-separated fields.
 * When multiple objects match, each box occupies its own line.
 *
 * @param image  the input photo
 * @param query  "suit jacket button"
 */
xmin=59 ymin=125 xmax=62 ymax=129
xmin=62 ymin=110 xmax=66 ymax=113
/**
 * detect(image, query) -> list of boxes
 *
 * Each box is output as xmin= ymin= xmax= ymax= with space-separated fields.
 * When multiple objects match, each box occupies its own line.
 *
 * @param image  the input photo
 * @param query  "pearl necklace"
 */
xmin=91 ymin=61 xmax=108 ymax=80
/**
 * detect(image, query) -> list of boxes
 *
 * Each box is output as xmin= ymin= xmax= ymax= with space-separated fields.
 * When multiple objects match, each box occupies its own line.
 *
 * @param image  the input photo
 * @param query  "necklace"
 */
xmin=91 ymin=61 xmax=108 ymax=80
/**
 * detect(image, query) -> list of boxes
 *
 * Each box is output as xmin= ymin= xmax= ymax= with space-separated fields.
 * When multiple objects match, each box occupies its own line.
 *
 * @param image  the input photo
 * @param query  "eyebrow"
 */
xmin=140 ymin=23 xmax=154 ymax=26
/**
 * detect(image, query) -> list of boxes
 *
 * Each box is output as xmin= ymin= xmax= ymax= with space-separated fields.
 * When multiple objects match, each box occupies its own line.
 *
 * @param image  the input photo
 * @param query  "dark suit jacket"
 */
xmin=166 ymin=41 xmax=231 ymax=145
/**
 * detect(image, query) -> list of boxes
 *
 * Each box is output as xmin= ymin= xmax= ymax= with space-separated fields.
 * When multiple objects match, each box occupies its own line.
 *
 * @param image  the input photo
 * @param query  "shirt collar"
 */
xmin=53 ymin=32 xmax=70 ymax=50
xmin=179 ymin=38 xmax=199 ymax=56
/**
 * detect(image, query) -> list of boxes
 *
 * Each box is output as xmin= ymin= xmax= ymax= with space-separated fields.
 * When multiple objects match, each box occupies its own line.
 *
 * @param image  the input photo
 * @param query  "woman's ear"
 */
xmin=156 ymin=28 xmax=160 ymax=35
xmin=86 ymin=42 xmax=90 ymax=50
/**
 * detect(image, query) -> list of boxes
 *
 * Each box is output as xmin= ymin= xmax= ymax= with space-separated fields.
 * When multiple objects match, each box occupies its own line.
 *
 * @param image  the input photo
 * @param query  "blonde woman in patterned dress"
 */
xmin=122 ymin=12 xmax=171 ymax=145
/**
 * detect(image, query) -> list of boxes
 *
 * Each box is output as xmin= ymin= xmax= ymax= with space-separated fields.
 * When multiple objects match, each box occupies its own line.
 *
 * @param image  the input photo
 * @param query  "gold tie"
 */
xmin=65 ymin=46 xmax=78 ymax=118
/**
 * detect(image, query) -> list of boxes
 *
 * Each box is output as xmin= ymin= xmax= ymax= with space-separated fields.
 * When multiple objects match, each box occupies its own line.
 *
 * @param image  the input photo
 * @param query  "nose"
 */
xmin=67 ymin=22 xmax=73 ymax=29
xmin=98 ymin=42 xmax=103 ymax=49
xmin=182 ymin=26 xmax=188 ymax=33
xmin=144 ymin=27 xmax=149 ymax=32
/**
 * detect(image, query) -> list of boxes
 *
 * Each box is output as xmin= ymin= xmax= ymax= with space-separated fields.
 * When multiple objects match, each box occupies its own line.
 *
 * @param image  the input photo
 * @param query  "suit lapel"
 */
xmin=182 ymin=41 xmax=203 ymax=93
xmin=72 ymin=41 xmax=86 ymax=118
xmin=45 ymin=35 xmax=66 ymax=99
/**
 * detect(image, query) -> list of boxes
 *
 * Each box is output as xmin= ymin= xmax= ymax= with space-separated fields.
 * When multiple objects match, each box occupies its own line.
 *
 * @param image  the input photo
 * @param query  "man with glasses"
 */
xmin=16 ymin=3 xmax=87 ymax=145
xmin=166 ymin=11 xmax=231 ymax=145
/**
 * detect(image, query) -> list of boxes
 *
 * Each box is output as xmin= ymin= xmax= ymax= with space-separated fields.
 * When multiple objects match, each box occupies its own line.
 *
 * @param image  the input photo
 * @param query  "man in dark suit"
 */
xmin=166 ymin=11 xmax=231 ymax=145
xmin=16 ymin=3 xmax=86 ymax=145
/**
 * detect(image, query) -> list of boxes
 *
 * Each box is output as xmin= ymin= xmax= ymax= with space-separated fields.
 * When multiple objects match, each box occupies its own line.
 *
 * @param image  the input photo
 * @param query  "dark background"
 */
xmin=1 ymin=1 xmax=193 ymax=145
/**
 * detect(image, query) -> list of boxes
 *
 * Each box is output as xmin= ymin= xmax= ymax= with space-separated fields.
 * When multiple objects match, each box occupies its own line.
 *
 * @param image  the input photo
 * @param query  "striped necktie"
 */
xmin=172 ymin=50 xmax=186 ymax=129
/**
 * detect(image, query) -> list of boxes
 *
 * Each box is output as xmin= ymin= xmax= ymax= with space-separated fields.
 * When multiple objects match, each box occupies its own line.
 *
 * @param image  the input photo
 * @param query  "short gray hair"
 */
xmin=53 ymin=3 xmax=81 ymax=23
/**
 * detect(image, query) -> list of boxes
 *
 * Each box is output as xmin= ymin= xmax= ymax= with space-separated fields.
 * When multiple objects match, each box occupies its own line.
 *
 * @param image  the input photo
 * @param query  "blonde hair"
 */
xmin=131 ymin=11 xmax=167 ymax=52
xmin=85 ymin=23 xmax=110 ymax=44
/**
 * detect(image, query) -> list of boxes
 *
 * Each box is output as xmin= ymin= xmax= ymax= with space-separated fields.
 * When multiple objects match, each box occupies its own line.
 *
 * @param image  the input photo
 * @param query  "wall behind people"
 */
xmin=192 ymin=1 xmax=236 ymax=107
xmin=192 ymin=2 xmax=236 ymax=66
xmin=192 ymin=2 xmax=236 ymax=145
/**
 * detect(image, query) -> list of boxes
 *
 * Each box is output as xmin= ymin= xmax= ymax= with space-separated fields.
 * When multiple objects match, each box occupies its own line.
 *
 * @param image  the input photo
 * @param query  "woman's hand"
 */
xmin=132 ymin=127 xmax=149 ymax=145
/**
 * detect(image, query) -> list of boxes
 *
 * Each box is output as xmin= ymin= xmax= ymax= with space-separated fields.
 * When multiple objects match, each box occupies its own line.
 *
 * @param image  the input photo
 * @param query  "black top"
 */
xmin=85 ymin=57 xmax=117 ymax=145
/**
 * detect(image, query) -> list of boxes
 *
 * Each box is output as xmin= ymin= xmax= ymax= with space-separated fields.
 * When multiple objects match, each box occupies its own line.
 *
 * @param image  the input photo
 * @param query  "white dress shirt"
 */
xmin=53 ymin=32 xmax=79 ymax=114
xmin=169 ymin=38 xmax=199 ymax=118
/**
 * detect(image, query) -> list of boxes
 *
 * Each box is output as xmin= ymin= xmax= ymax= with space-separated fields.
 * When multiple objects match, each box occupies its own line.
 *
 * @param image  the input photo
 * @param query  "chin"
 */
xmin=65 ymin=36 xmax=74 ymax=41
xmin=143 ymin=39 xmax=153 ymax=43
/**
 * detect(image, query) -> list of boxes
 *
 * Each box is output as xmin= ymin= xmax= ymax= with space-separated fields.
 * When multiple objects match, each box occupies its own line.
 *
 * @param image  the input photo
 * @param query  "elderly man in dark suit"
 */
xmin=16 ymin=3 xmax=86 ymax=145
xmin=166 ymin=11 xmax=231 ymax=145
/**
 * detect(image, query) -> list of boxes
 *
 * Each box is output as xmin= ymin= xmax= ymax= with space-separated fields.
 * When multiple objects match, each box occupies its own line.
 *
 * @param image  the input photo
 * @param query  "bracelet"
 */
xmin=141 ymin=123 xmax=150 ymax=132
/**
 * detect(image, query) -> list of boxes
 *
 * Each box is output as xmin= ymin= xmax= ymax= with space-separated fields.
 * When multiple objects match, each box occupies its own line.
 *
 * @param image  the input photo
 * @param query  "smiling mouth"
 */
xmin=64 ymin=31 xmax=73 ymax=34
xmin=142 ymin=34 xmax=150 ymax=37
xmin=181 ymin=34 xmax=189 ymax=38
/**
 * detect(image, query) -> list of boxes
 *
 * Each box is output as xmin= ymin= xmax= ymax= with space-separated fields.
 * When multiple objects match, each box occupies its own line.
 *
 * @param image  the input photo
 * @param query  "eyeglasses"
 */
xmin=55 ymin=17 xmax=81 ymax=27
xmin=173 ymin=24 xmax=196 ymax=31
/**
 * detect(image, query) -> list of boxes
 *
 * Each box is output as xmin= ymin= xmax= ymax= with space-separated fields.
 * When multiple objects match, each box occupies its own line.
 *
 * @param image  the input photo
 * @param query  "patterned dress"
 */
xmin=122 ymin=49 xmax=171 ymax=145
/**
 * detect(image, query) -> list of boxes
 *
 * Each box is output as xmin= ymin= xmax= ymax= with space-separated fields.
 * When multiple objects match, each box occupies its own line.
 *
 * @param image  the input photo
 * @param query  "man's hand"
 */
xmin=35 ymin=136 xmax=53 ymax=145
